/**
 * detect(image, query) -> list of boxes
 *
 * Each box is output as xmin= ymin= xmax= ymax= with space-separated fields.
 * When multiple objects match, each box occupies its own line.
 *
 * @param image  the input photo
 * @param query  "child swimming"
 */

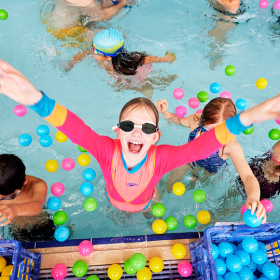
xmin=156 ymin=97 xmax=264 ymax=219
xmin=0 ymin=60 xmax=279 ymax=221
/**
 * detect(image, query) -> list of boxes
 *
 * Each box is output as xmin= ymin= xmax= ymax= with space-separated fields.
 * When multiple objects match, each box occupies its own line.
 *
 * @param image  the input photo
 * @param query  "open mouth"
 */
xmin=128 ymin=141 xmax=143 ymax=153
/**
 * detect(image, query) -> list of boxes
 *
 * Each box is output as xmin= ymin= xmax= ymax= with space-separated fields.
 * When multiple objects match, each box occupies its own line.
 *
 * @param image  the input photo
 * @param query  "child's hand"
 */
xmin=156 ymin=99 xmax=169 ymax=114
xmin=165 ymin=51 xmax=176 ymax=63
xmin=0 ymin=204 xmax=17 ymax=226
xmin=246 ymin=197 xmax=267 ymax=224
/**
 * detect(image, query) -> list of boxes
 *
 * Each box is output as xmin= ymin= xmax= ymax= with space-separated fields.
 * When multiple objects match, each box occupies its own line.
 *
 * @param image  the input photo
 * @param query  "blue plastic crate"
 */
xmin=0 ymin=240 xmax=41 ymax=280
xmin=190 ymin=223 xmax=280 ymax=280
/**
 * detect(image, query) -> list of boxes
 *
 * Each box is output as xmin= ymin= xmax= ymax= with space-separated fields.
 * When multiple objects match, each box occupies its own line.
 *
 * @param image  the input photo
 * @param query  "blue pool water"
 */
xmin=0 ymin=0 xmax=280 ymax=240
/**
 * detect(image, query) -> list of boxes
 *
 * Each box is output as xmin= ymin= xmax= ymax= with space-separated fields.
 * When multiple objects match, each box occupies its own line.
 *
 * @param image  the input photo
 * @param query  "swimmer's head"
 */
xmin=0 ymin=154 xmax=26 ymax=196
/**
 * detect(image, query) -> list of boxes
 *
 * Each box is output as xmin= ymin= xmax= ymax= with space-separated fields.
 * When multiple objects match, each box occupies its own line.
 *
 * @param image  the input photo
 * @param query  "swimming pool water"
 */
xmin=0 ymin=0 xmax=280 ymax=241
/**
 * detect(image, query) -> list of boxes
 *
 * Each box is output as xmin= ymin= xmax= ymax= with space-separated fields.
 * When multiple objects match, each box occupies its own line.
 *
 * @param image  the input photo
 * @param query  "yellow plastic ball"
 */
xmin=78 ymin=154 xmax=91 ymax=167
xmin=0 ymin=258 xmax=6 ymax=273
xmin=45 ymin=159 xmax=59 ymax=173
xmin=171 ymin=243 xmax=187 ymax=259
xmin=256 ymin=78 xmax=267 ymax=90
xmin=197 ymin=210 xmax=211 ymax=224
xmin=136 ymin=267 xmax=152 ymax=280
xmin=0 ymin=276 xmax=10 ymax=280
xmin=2 ymin=265 xmax=13 ymax=277
xmin=149 ymin=257 xmax=164 ymax=273
xmin=55 ymin=131 xmax=68 ymax=143
xmin=107 ymin=264 xmax=123 ymax=280
xmin=152 ymin=220 xmax=167 ymax=234
xmin=172 ymin=182 xmax=185 ymax=196
xmin=273 ymin=242 xmax=280 ymax=254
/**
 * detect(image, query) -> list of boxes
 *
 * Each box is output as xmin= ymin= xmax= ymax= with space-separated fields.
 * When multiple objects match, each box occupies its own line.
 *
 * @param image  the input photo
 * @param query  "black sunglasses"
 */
xmin=112 ymin=120 xmax=159 ymax=135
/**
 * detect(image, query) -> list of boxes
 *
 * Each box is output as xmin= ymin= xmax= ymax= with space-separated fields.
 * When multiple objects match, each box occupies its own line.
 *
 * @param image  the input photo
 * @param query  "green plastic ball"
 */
xmin=152 ymin=203 xmax=166 ymax=217
xmin=86 ymin=276 xmax=100 ymax=280
xmin=124 ymin=259 xmax=137 ymax=275
xmin=269 ymin=129 xmax=280 ymax=140
xmin=197 ymin=91 xmax=209 ymax=103
xmin=193 ymin=189 xmax=206 ymax=203
xmin=78 ymin=145 xmax=87 ymax=152
xmin=183 ymin=215 xmax=197 ymax=229
xmin=130 ymin=253 xmax=146 ymax=271
xmin=72 ymin=260 xmax=88 ymax=277
xmin=53 ymin=211 xmax=67 ymax=225
xmin=0 ymin=10 xmax=8 ymax=20
xmin=165 ymin=216 xmax=178 ymax=231
xmin=225 ymin=65 xmax=236 ymax=76
xmin=83 ymin=198 xmax=97 ymax=212
xmin=243 ymin=126 xmax=254 ymax=135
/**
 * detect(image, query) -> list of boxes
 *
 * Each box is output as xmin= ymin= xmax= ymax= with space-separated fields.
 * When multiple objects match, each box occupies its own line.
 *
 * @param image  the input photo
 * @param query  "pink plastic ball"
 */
xmin=188 ymin=97 xmax=200 ymax=109
xmin=79 ymin=240 xmax=93 ymax=256
xmin=51 ymin=183 xmax=65 ymax=196
xmin=275 ymin=119 xmax=280 ymax=125
xmin=51 ymin=264 xmax=67 ymax=280
xmin=259 ymin=0 xmax=269 ymax=8
xmin=261 ymin=199 xmax=273 ymax=213
xmin=196 ymin=109 xmax=203 ymax=114
xmin=62 ymin=158 xmax=75 ymax=171
xmin=274 ymin=0 xmax=280 ymax=9
xmin=14 ymin=105 xmax=27 ymax=117
xmin=241 ymin=204 xmax=247 ymax=215
xmin=173 ymin=88 xmax=184 ymax=99
xmin=220 ymin=91 xmax=232 ymax=99
xmin=175 ymin=106 xmax=187 ymax=118
xmin=178 ymin=261 xmax=193 ymax=277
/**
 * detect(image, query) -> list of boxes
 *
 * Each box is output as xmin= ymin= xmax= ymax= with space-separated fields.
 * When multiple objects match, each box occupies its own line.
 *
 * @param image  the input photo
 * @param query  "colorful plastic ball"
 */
xmin=256 ymin=78 xmax=267 ymax=89
xmin=242 ymin=238 xmax=258 ymax=253
xmin=78 ymin=145 xmax=87 ymax=152
xmin=53 ymin=211 xmax=67 ymax=225
xmin=220 ymin=91 xmax=232 ymax=99
xmin=14 ymin=105 xmax=27 ymax=117
xmin=45 ymin=159 xmax=59 ymax=173
xmin=2 ymin=265 xmax=12 ymax=276
xmin=243 ymin=209 xmax=262 ymax=228
xmin=259 ymin=277 xmax=269 ymax=280
xmin=51 ymin=182 xmax=65 ymax=196
xmin=275 ymin=119 xmax=280 ymax=125
xmin=258 ymin=242 xmax=267 ymax=252
xmin=55 ymin=131 xmax=68 ymax=143
xmin=152 ymin=203 xmax=165 ymax=217
xmin=231 ymin=243 xmax=238 ymax=253
xmin=240 ymin=205 xmax=247 ymax=215
xmin=218 ymin=275 xmax=224 ymax=280
xmin=189 ymin=97 xmax=200 ymax=109
xmin=149 ymin=257 xmax=164 ymax=273
xmin=83 ymin=198 xmax=97 ymax=212
xmin=173 ymin=88 xmax=184 ymax=99
xmin=257 ymin=262 xmax=269 ymax=273
xmin=83 ymin=168 xmax=96 ymax=181
xmin=251 ymin=249 xmax=267 ymax=264
xmin=275 ymin=0 xmax=280 ymax=9
xmin=0 ymin=10 xmax=8 ymax=20
xmin=47 ymin=197 xmax=61 ymax=211
xmin=197 ymin=210 xmax=211 ymax=224
xmin=210 ymin=82 xmax=221 ymax=94
xmin=78 ymin=154 xmax=91 ymax=167
xmin=54 ymin=226 xmax=70 ymax=242
xmin=215 ymin=259 xmax=227 ymax=275
xmin=236 ymin=99 xmax=247 ymax=110
xmin=193 ymin=189 xmax=206 ymax=203
xmin=79 ymin=240 xmax=93 ymax=257
xmin=197 ymin=91 xmax=209 ymax=102
xmin=130 ymin=253 xmax=146 ymax=271
xmin=19 ymin=134 xmax=32 ymax=146
xmin=165 ymin=216 xmax=178 ymax=231
xmin=152 ymin=220 xmax=167 ymax=234
xmin=172 ymin=182 xmax=185 ymax=195
xmin=51 ymin=263 xmax=68 ymax=280
xmin=40 ymin=135 xmax=52 ymax=147
xmin=177 ymin=261 xmax=193 ymax=277
xmin=235 ymin=250 xmax=250 ymax=266
xmin=0 ymin=257 xmax=7 ymax=272
xmin=269 ymin=129 xmax=280 ymax=140
xmin=212 ymin=244 xmax=219 ymax=259
xmin=218 ymin=242 xmax=234 ymax=258
xmin=175 ymin=106 xmax=187 ymax=118
xmin=247 ymin=260 xmax=257 ymax=272
xmin=61 ymin=158 xmax=75 ymax=171
xmin=183 ymin=215 xmax=197 ymax=229
xmin=196 ymin=109 xmax=203 ymax=114
xmin=107 ymin=264 xmax=123 ymax=280
xmin=86 ymin=276 xmax=100 ymax=280
xmin=243 ymin=126 xmax=254 ymax=135
xmin=225 ymin=65 xmax=236 ymax=76
xmin=260 ymin=199 xmax=273 ymax=213
xmin=172 ymin=243 xmax=186 ymax=259
xmin=80 ymin=182 xmax=94 ymax=196
xmin=224 ymin=272 xmax=240 ymax=280
xmin=263 ymin=262 xmax=279 ymax=280
xmin=72 ymin=260 xmax=88 ymax=277
xmin=226 ymin=255 xmax=242 ymax=272
xmin=136 ymin=267 xmax=152 ymax=280
xmin=36 ymin=125 xmax=49 ymax=136
xmin=259 ymin=0 xmax=269 ymax=8
xmin=124 ymin=259 xmax=137 ymax=275
xmin=238 ymin=267 xmax=254 ymax=280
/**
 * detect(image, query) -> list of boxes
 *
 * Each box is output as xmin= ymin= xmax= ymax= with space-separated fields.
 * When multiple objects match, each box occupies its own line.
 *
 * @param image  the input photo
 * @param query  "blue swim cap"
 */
xmin=93 ymin=28 xmax=124 ymax=57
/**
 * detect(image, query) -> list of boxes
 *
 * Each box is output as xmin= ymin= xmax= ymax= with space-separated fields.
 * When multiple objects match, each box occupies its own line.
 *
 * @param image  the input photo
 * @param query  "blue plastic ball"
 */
xmin=215 ymin=259 xmax=227 ymax=275
xmin=218 ymin=276 xmax=223 ymax=280
xmin=231 ymin=243 xmax=238 ymax=254
xmin=259 ymin=277 xmax=270 ymax=280
xmin=224 ymin=272 xmax=240 ymax=280
xmin=82 ymin=168 xmax=96 ymax=181
xmin=218 ymin=242 xmax=234 ymax=258
xmin=212 ymin=244 xmax=219 ymax=259
xmin=247 ymin=260 xmax=257 ymax=272
xmin=236 ymin=99 xmax=248 ymax=110
xmin=40 ymin=135 xmax=52 ymax=147
xmin=238 ymin=267 xmax=254 ymax=280
xmin=47 ymin=197 xmax=61 ymax=211
xmin=80 ymin=182 xmax=94 ymax=196
xmin=263 ymin=262 xmax=279 ymax=280
xmin=19 ymin=134 xmax=32 ymax=146
xmin=36 ymin=125 xmax=50 ymax=136
xmin=226 ymin=255 xmax=243 ymax=273
xmin=258 ymin=242 xmax=267 ymax=253
xmin=251 ymin=249 xmax=267 ymax=264
xmin=238 ymin=243 xmax=243 ymax=250
xmin=210 ymin=82 xmax=221 ymax=93
xmin=242 ymin=238 xmax=258 ymax=253
xmin=253 ymin=276 xmax=257 ymax=280
xmin=243 ymin=210 xmax=262 ymax=228
xmin=54 ymin=226 xmax=70 ymax=242
xmin=257 ymin=261 xmax=269 ymax=273
xmin=235 ymin=250 xmax=250 ymax=266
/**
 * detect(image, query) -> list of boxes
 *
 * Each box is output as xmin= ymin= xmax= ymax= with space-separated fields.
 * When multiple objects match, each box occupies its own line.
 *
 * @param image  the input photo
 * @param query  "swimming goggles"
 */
xmin=112 ymin=120 xmax=159 ymax=135
xmin=270 ymin=151 xmax=280 ymax=164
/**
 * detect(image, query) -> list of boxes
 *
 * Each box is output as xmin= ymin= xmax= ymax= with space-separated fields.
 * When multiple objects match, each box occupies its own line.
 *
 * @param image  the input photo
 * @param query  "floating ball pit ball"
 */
xmin=173 ymin=88 xmax=184 ymax=99
xmin=243 ymin=209 xmax=262 ymax=228
xmin=0 ymin=10 xmax=8 ymax=20
xmin=78 ymin=145 xmax=87 ymax=152
xmin=220 ymin=91 xmax=231 ymax=99
xmin=172 ymin=243 xmax=186 ymax=259
xmin=51 ymin=182 xmax=65 ymax=196
xmin=54 ymin=226 xmax=70 ymax=242
xmin=47 ymin=197 xmax=61 ymax=211
xmin=172 ymin=182 xmax=185 ymax=195
xmin=197 ymin=91 xmax=209 ymax=102
xmin=53 ymin=211 xmax=67 ymax=225
xmin=149 ymin=257 xmax=164 ymax=273
xmin=193 ymin=189 xmax=206 ymax=203
xmin=259 ymin=0 xmax=269 ymax=8
xmin=40 ymin=135 xmax=52 ymax=147
xmin=175 ymin=106 xmax=187 ymax=118
xmin=226 ymin=255 xmax=242 ymax=272
xmin=51 ymin=264 xmax=68 ymax=280
xmin=152 ymin=220 xmax=167 ymax=234
xmin=260 ymin=199 xmax=273 ymax=213
xmin=55 ymin=131 xmax=68 ymax=143
xmin=197 ymin=210 xmax=211 ymax=224
xmin=36 ymin=125 xmax=49 ymax=136
xmin=275 ymin=0 xmax=280 ymax=9
xmin=19 ymin=134 xmax=32 ymax=146
xmin=236 ymin=98 xmax=247 ymax=110
xmin=79 ymin=240 xmax=93 ymax=257
xmin=218 ymin=242 xmax=233 ymax=258
xmin=83 ymin=168 xmax=96 ymax=181
xmin=238 ymin=267 xmax=254 ymax=280
xmin=235 ymin=250 xmax=250 ymax=266
xmin=225 ymin=65 xmax=236 ymax=76
xmin=136 ymin=267 xmax=152 ymax=280
xmin=240 ymin=204 xmax=247 ymax=214
xmin=269 ymin=129 xmax=280 ymax=140
xmin=210 ymin=82 xmax=221 ymax=94
xmin=275 ymin=119 xmax=280 ymax=125
xmin=263 ymin=262 xmax=279 ymax=280
xmin=83 ymin=198 xmax=97 ymax=212
xmin=72 ymin=260 xmax=88 ymax=277
xmin=45 ymin=159 xmax=59 ymax=173
xmin=177 ymin=261 xmax=193 ymax=277
xmin=251 ymin=249 xmax=267 ymax=264
xmin=80 ymin=182 xmax=94 ymax=196
xmin=124 ymin=259 xmax=137 ymax=275
xmin=243 ymin=126 xmax=254 ymax=135
xmin=165 ymin=216 xmax=178 ymax=231
xmin=242 ymin=238 xmax=258 ymax=253
xmin=86 ymin=276 xmax=100 ymax=280
xmin=188 ymin=97 xmax=200 ymax=109
xmin=62 ymin=158 xmax=75 ymax=171
xmin=152 ymin=203 xmax=165 ymax=217
xmin=212 ymin=244 xmax=219 ymax=259
xmin=256 ymin=78 xmax=267 ymax=89
xmin=130 ymin=253 xmax=146 ymax=271
xmin=14 ymin=105 xmax=27 ymax=117
xmin=196 ymin=109 xmax=203 ymax=114
xmin=183 ymin=215 xmax=197 ymax=229
xmin=78 ymin=154 xmax=91 ymax=167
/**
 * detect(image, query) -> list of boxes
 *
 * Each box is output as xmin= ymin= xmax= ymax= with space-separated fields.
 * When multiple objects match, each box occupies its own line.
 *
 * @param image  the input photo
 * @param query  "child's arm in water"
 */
xmin=67 ymin=49 xmax=92 ymax=71
xmin=144 ymin=51 xmax=176 ymax=64
xmin=208 ymin=0 xmax=241 ymax=14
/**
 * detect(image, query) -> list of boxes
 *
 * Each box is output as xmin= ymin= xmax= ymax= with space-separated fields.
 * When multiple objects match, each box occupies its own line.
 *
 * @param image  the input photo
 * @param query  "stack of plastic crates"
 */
xmin=190 ymin=223 xmax=280 ymax=280
xmin=0 ymin=240 xmax=41 ymax=280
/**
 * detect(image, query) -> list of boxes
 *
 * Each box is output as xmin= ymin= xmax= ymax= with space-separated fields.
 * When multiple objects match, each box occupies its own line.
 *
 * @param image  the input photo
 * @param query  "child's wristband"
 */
xmin=225 ymin=113 xmax=253 ymax=135
xmin=29 ymin=91 xmax=55 ymax=118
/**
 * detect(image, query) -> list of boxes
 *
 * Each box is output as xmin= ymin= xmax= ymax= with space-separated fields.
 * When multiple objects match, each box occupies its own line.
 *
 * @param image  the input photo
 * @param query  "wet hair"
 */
xmin=0 ymin=154 xmax=26 ymax=195
xmin=112 ymin=49 xmax=146 ymax=76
